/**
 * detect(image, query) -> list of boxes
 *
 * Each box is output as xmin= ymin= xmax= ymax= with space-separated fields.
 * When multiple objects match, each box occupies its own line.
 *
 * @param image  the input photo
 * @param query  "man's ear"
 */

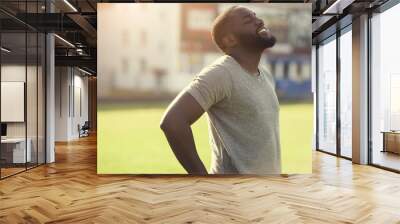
xmin=222 ymin=34 xmax=237 ymax=49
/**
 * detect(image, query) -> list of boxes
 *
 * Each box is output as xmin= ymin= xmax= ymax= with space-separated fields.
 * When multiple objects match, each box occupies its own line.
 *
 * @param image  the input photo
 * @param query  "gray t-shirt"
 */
xmin=184 ymin=55 xmax=281 ymax=174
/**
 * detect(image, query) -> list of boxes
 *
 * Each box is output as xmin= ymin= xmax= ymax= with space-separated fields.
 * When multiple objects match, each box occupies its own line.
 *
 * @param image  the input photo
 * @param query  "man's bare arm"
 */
xmin=160 ymin=92 xmax=208 ymax=174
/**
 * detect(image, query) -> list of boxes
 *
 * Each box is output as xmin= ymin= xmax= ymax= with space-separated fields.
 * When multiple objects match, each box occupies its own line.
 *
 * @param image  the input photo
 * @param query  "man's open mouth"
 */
xmin=257 ymin=27 xmax=269 ymax=35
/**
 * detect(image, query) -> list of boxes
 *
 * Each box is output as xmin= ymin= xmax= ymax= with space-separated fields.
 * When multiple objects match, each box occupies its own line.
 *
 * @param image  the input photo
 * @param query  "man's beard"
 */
xmin=235 ymin=32 xmax=276 ymax=51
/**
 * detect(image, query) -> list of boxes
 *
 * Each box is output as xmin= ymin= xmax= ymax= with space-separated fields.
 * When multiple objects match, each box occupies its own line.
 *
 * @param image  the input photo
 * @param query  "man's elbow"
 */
xmin=160 ymin=113 xmax=188 ymax=134
xmin=160 ymin=118 xmax=169 ymax=132
xmin=160 ymin=115 xmax=175 ymax=133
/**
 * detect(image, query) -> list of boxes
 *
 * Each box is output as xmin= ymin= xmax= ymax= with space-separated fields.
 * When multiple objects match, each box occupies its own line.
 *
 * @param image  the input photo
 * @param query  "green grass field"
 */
xmin=98 ymin=102 xmax=313 ymax=174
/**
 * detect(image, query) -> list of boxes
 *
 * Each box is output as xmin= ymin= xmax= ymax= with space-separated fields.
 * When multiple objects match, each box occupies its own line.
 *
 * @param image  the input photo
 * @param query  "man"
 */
xmin=160 ymin=6 xmax=281 ymax=175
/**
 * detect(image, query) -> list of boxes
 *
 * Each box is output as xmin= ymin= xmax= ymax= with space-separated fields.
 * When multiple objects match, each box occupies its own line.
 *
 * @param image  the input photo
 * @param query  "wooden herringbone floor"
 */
xmin=1 ymin=135 xmax=400 ymax=224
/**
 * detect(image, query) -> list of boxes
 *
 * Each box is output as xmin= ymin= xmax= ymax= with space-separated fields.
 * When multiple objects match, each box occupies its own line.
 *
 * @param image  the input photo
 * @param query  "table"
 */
xmin=1 ymin=138 xmax=31 ymax=163
xmin=381 ymin=131 xmax=400 ymax=154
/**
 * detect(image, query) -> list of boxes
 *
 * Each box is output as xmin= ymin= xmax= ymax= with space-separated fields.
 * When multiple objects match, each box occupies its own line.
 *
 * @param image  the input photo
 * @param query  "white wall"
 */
xmin=55 ymin=66 xmax=69 ymax=141
xmin=55 ymin=67 xmax=89 ymax=141
xmin=1 ymin=66 xmax=26 ymax=130
xmin=71 ymin=73 xmax=89 ymax=138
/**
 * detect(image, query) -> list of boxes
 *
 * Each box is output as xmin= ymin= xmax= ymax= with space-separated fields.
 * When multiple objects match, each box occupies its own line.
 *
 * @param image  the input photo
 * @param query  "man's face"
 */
xmin=228 ymin=7 xmax=276 ymax=51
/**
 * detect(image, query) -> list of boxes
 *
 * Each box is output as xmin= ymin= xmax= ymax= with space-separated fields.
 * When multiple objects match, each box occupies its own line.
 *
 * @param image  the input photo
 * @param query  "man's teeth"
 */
xmin=258 ymin=28 xmax=268 ymax=34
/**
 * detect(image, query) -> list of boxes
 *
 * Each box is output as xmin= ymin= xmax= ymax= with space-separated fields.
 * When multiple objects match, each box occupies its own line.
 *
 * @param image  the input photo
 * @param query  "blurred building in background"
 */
xmin=98 ymin=3 xmax=181 ymax=98
xmin=179 ymin=4 xmax=220 ymax=75
xmin=98 ymin=3 xmax=312 ymax=101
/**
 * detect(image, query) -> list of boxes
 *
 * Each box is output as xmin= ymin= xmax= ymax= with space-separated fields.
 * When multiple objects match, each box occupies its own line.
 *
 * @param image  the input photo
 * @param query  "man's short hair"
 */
xmin=211 ymin=6 xmax=238 ymax=53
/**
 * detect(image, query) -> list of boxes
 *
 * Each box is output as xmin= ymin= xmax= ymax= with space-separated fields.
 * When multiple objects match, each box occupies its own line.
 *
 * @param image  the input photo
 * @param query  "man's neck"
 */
xmin=229 ymin=50 xmax=263 ymax=76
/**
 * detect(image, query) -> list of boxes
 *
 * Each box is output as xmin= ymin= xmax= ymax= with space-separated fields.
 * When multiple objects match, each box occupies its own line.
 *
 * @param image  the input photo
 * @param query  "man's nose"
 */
xmin=256 ymin=18 xmax=264 ymax=27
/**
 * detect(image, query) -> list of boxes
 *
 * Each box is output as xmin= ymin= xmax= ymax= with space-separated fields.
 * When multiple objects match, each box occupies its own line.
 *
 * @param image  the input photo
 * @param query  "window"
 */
xmin=283 ymin=62 xmax=289 ymax=79
xmin=270 ymin=61 xmax=276 ymax=78
xmin=371 ymin=3 xmax=400 ymax=171
xmin=317 ymin=36 xmax=337 ymax=154
xmin=339 ymin=28 xmax=352 ymax=158
xmin=0 ymin=2 xmax=46 ymax=179
xmin=297 ymin=63 xmax=302 ymax=81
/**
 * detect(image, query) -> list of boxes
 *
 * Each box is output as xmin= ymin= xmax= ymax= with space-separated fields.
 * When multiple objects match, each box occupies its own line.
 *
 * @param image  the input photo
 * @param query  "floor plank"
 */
xmin=1 ymin=135 xmax=400 ymax=223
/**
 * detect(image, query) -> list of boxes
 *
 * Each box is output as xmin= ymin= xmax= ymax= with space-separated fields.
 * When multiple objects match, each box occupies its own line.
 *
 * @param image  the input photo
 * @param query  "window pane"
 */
xmin=27 ymin=31 xmax=38 ymax=169
xmin=318 ymin=37 xmax=337 ymax=154
xmin=340 ymin=29 xmax=352 ymax=158
xmin=1 ymin=31 xmax=27 ymax=177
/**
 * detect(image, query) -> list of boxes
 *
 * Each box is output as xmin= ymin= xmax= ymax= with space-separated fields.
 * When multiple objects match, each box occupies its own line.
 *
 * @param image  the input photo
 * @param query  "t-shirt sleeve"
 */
xmin=184 ymin=65 xmax=232 ymax=111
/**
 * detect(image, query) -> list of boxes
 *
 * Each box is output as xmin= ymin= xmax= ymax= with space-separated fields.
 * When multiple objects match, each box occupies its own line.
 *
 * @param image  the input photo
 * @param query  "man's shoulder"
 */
xmin=199 ymin=55 xmax=233 ymax=77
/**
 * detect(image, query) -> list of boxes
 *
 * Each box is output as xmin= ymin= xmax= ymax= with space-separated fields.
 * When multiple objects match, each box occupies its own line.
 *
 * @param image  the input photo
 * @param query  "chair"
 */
xmin=79 ymin=121 xmax=90 ymax=138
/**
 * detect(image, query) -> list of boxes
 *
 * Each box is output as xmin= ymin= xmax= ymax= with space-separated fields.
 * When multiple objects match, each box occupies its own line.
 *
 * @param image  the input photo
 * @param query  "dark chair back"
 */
xmin=82 ymin=121 xmax=90 ymax=130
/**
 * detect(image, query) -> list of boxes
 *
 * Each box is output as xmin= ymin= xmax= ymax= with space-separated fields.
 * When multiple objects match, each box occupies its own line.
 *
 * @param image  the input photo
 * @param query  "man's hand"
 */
xmin=160 ymin=92 xmax=208 ymax=174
